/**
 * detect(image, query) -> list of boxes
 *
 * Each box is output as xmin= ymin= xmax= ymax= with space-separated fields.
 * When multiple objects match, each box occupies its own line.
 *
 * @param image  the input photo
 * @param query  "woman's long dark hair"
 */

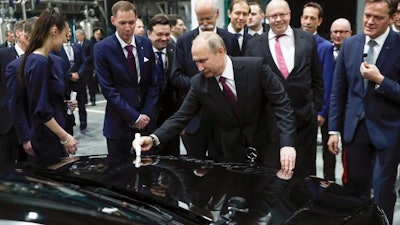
xmin=18 ymin=8 xmax=67 ymax=82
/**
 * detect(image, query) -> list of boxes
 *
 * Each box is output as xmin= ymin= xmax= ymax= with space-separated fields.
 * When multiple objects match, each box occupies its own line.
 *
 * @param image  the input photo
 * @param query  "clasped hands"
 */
xmin=130 ymin=114 xmax=150 ymax=130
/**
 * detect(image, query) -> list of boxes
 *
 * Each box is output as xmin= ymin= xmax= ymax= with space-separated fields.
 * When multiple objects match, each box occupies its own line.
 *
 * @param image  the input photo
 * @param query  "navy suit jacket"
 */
xmin=245 ymin=28 xmax=323 ymax=127
xmin=329 ymin=30 xmax=400 ymax=149
xmin=6 ymin=54 xmax=68 ymax=143
xmin=156 ymin=57 xmax=295 ymax=162
xmin=158 ymin=43 xmax=178 ymax=107
xmin=0 ymin=46 xmax=18 ymax=135
xmin=315 ymin=34 xmax=335 ymax=119
xmin=94 ymin=34 xmax=158 ymax=139
xmin=170 ymin=27 xmax=240 ymax=133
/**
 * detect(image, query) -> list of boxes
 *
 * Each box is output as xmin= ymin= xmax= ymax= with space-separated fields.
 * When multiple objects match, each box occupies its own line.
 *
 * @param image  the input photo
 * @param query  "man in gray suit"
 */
xmin=134 ymin=32 xmax=297 ymax=171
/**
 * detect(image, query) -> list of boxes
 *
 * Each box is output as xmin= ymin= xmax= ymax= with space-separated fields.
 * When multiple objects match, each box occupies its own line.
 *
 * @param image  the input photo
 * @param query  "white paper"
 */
xmin=67 ymin=91 xmax=77 ymax=115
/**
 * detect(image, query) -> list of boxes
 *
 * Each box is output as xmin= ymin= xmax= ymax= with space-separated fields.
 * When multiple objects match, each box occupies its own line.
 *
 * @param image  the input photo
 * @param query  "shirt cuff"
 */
xmin=149 ymin=134 xmax=160 ymax=146
xmin=328 ymin=131 xmax=340 ymax=135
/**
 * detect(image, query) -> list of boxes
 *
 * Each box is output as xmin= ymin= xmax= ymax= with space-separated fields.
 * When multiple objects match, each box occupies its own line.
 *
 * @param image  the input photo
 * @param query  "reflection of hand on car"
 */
xmin=280 ymin=146 xmax=296 ymax=171
xmin=23 ymin=141 xmax=35 ymax=156
xmin=132 ymin=156 xmax=159 ymax=166
xmin=276 ymin=168 xmax=293 ymax=180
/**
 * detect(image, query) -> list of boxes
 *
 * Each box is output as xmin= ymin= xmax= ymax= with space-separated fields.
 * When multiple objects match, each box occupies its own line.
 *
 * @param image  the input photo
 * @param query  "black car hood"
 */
xmin=0 ymin=155 xmax=389 ymax=225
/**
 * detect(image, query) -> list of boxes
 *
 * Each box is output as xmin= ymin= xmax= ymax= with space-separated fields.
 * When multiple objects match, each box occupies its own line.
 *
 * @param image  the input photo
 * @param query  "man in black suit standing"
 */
xmin=135 ymin=32 xmax=296 ymax=171
xmin=56 ymin=29 xmax=91 ymax=137
xmin=246 ymin=1 xmax=269 ymax=36
xmin=245 ymin=0 xmax=323 ymax=176
xmin=226 ymin=0 xmax=252 ymax=55
xmin=75 ymin=29 xmax=93 ymax=107
xmin=147 ymin=14 xmax=180 ymax=155
xmin=0 ymin=18 xmax=37 ymax=163
xmin=168 ymin=14 xmax=187 ymax=46
xmin=171 ymin=0 xmax=240 ymax=159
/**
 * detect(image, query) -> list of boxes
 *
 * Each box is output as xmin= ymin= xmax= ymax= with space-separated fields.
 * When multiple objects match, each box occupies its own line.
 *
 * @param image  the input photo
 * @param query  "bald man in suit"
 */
xmin=245 ymin=0 xmax=323 ymax=176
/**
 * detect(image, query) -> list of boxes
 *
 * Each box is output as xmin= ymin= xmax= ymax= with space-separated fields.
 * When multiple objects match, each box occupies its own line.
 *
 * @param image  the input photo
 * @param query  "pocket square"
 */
xmin=144 ymin=57 xmax=149 ymax=62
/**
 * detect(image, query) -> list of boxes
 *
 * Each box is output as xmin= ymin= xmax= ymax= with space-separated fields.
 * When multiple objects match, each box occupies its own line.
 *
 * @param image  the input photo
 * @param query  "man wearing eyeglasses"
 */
xmin=330 ymin=18 xmax=352 ymax=60
xmin=170 ymin=0 xmax=240 ymax=159
xmin=245 ymin=0 xmax=323 ymax=176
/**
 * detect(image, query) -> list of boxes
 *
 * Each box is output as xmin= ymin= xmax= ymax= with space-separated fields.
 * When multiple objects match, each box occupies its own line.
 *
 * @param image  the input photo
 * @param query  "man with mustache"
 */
xmin=170 ymin=0 xmax=240 ymax=159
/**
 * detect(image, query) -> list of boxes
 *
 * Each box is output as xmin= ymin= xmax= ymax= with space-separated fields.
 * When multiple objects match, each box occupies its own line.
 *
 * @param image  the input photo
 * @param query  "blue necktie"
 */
xmin=156 ymin=51 xmax=165 ymax=93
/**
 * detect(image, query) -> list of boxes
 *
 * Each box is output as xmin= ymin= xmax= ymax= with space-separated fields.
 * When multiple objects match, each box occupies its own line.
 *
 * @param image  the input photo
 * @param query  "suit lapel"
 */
xmin=166 ymin=45 xmax=174 ymax=79
xmin=263 ymin=33 xmax=282 ymax=77
xmin=233 ymin=58 xmax=246 ymax=120
xmin=135 ymin=36 xmax=144 ymax=78
xmin=376 ymin=30 xmax=394 ymax=69
xmin=112 ymin=35 xmax=137 ymax=84
xmin=292 ymin=29 xmax=305 ymax=76
xmin=355 ymin=35 xmax=368 ymax=96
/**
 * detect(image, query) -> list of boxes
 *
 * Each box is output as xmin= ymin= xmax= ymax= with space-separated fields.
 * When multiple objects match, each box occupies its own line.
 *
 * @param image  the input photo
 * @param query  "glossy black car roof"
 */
xmin=0 ymin=155 xmax=389 ymax=225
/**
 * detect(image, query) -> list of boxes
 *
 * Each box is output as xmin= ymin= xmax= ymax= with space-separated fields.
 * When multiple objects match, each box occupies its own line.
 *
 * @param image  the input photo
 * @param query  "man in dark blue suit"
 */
xmin=75 ymin=29 xmax=94 ymax=105
xmin=245 ymin=0 xmax=323 ymax=174
xmin=94 ymin=1 xmax=158 ymax=162
xmin=328 ymin=0 xmax=400 ymax=223
xmin=171 ymin=0 xmax=240 ymax=159
xmin=0 ymin=19 xmax=33 ymax=163
xmin=56 ymin=29 xmax=90 ymax=136
xmin=300 ymin=2 xmax=336 ymax=181
xmin=147 ymin=14 xmax=180 ymax=156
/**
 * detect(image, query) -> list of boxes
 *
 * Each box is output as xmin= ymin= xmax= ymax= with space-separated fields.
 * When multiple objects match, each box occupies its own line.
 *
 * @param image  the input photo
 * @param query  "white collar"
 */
xmin=365 ymin=26 xmax=390 ymax=47
xmin=115 ymin=31 xmax=136 ymax=49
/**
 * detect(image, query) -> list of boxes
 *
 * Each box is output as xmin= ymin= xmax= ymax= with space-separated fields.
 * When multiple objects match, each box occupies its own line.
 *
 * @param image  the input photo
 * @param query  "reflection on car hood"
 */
xmin=0 ymin=155 xmax=389 ymax=225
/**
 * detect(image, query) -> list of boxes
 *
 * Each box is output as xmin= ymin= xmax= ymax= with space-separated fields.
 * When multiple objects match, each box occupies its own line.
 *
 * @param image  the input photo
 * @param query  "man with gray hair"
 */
xmin=135 ymin=31 xmax=297 ymax=171
xmin=170 ymin=0 xmax=240 ymax=159
xmin=0 ymin=17 xmax=38 ymax=163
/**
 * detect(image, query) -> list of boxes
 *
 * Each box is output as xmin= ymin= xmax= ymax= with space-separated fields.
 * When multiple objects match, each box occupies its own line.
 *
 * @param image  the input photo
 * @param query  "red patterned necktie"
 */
xmin=125 ymin=45 xmax=138 ymax=83
xmin=219 ymin=76 xmax=239 ymax=119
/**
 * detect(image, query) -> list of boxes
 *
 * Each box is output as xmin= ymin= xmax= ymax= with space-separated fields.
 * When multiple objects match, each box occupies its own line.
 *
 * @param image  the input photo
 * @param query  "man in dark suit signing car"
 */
xmin=134 ymin=32 xmax=297 ymax=172
xmin=170 ymin=0 xmax=241 ymax=159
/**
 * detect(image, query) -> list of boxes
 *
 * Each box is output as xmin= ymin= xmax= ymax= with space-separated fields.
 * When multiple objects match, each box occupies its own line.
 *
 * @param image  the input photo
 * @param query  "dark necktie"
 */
xmin=156 ymin=51 xmax=165 ymax=93
xmin=234 ymin=33 xmax=242 ymax=39
xmin=333 ymin=46 xmax=340 ymax=61
xmin=275 ymin=34 xmax=289 ymax=79
xmin=219 ymin=76 xmax=239 ymax=119
xmin=125 ymin=45 xmax=138 ymax=83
